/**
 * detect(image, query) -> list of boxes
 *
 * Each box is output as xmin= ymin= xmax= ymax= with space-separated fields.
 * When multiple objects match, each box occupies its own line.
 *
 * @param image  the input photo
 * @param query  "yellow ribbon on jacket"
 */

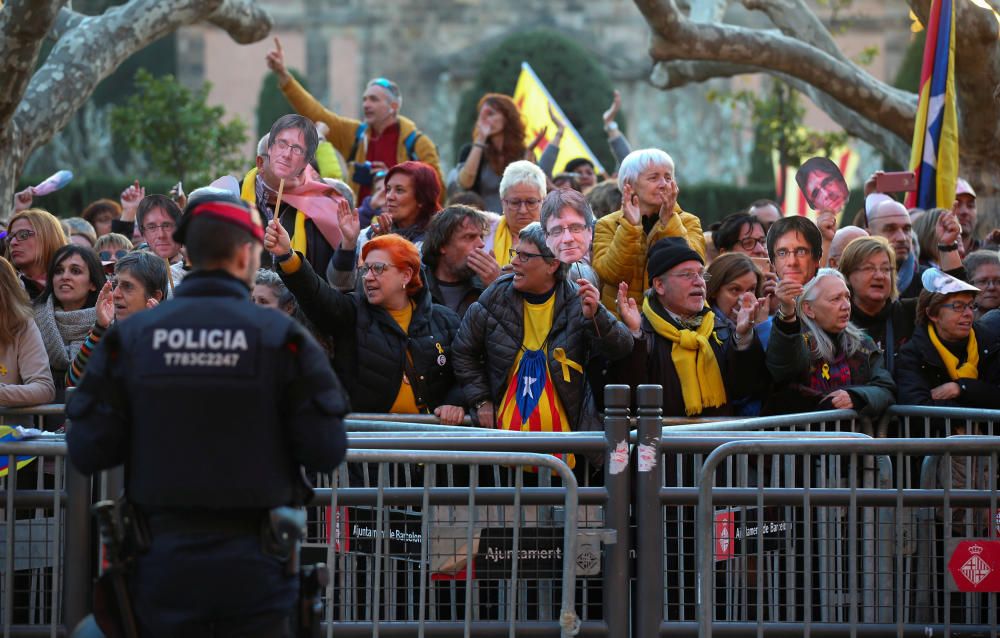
xmin=241 ymin=168 xmax=307 ymax=256
xmin=927 ymin=324 xmax=979 ymax=380
xmin=552 ymin=348 xmax=583 ymax=383
xmin=641 ymin=298 xmax=726 ymax=415
xmin=493 ymin=217 xmax=513 ymax=267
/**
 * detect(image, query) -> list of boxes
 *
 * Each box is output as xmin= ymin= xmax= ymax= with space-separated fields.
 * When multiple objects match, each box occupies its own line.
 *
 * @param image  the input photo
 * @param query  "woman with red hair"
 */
xmin=450 ymin=93 xmax=528 ymax=213
xmin=331 ymin=160 xmax=442 ymax=288
xmin=266 ymin=222 xmax=467 ymax=424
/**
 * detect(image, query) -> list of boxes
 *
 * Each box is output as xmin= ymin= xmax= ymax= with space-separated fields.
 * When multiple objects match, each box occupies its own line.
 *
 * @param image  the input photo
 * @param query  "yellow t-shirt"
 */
xmin=388 ymin=302 xmax=419 ymax=414
xmin=493 ymin=217 xmax=513 ymax=268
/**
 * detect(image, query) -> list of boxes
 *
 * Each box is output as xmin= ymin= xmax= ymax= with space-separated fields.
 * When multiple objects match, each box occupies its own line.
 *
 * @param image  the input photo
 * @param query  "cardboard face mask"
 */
xmin=796 ymin=157 xmax=849 ymax=215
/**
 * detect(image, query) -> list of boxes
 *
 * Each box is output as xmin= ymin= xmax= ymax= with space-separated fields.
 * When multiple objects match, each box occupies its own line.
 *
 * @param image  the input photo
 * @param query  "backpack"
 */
xmin=347 ymin=123 xmax=422 ymax=166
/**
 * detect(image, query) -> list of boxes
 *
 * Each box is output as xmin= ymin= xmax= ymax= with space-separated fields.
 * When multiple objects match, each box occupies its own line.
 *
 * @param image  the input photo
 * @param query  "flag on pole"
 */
xmin=513 ymin=62 xmax=606 ymax=175
xmin=906 ymin=0 xmax=959 ymax=210
xmin=773 ymin=146 xmax=859 ymax=225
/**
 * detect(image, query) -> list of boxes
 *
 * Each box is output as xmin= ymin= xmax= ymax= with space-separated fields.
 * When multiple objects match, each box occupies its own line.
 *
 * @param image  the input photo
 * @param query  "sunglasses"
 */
xmin=99 ymin=249 xmax=129 ymax=261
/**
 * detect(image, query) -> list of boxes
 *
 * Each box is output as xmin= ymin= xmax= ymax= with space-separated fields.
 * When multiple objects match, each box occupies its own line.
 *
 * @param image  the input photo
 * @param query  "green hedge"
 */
xmin=16 ymin=175 xmax=179 ymax=218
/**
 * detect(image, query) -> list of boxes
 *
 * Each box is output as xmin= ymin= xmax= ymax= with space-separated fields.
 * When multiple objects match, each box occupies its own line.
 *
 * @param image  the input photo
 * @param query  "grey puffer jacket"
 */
xmin=452 ymin=274 xmax=633 ymax=431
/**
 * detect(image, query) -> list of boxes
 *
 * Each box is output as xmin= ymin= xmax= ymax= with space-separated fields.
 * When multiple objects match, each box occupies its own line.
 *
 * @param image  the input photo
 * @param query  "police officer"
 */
xmin=66 ymin=189 xmax=349 ymax=637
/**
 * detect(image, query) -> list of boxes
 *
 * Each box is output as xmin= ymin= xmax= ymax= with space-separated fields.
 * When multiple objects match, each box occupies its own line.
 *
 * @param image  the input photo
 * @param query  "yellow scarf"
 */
xmin=493 ymin=217 xmax=513 ymax=267
xmin=927 ymin=324 xmax=979 ymax=380
xmin=641 ymin=298 xmax=726 ymax=415
xmin=241 ymin=168 xmax=307 ymax=256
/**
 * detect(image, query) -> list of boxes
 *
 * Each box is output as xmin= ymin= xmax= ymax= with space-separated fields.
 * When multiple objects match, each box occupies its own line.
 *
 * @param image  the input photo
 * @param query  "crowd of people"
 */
xmin=4 ymin=50 xmax=1000 ymax=434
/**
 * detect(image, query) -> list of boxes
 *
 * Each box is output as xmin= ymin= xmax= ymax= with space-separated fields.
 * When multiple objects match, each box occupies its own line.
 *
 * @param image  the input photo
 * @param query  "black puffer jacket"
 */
xmin=280 ymin=256 xmax=464 ymax=413
xmin=452 ymin=274 xmax=633 ymax=432
xmin=895 ymin=322 xmax=1000 ymax=408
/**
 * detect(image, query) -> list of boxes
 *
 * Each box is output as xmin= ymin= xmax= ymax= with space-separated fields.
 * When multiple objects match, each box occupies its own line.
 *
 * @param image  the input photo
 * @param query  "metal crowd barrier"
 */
xmin=6 ymin=397 xmax=1000 ymax=637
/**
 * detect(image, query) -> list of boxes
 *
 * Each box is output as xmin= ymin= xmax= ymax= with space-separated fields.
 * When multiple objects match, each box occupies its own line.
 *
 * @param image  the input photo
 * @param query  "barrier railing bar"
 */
xmin=696 ymin=438 xmax=1000 ymax=638
xmin=602 ymin=385 xmax=630 ymax=638
xmin=635 ymin=385 xmax=663 ymax=638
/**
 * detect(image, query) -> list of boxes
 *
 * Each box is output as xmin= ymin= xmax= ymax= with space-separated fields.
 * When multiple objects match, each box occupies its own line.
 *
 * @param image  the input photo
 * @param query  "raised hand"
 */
xmin=264 ymin=217 xmax=292 ymax=257
xmin=935 ymin=209 xmax=962 ymax=246
xmin=616 ymin=282 xmax=641 ymax=331
xmin=817 ymin=210 xmax=837 ymax=242
xmin=337 ymin=198 xmax=361 ymax=250
xmin=120 ymin=180 xmax=145 ymax=221
xmin=547 ymin=103 xmax=565 ymax=137
xmin=13 ymin=187 xmax=33 ymax=213
xmin=265 ymin=37 xmax=289 ymax=81
xmin=621 ymin=182 xmax=641 ymax=226
xmin=659 ymin=180 xmax=679 ymax=221
xmin=602 ymin=90 xmax=621 ymax=129
xmin=733 ymin=292 xmax=764 ymax=342
xmin=95 ymin=281 xmax=114 ymax=329
xmin=577 ymin=278 xmax=600 ymax=319
xmin=774 ymin=278 xmax=803 ymax=319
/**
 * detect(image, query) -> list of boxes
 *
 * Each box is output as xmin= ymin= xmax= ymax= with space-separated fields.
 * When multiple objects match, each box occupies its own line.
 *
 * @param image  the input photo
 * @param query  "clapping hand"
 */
xmin=616 ymin=282 xmax=641 ymax=332
xmin=95 ymin=281 xmax=114 ymax=329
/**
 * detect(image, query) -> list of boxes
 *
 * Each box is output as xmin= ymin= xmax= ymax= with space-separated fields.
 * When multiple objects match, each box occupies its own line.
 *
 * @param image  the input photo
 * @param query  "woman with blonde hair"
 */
xmin=0 ymin=257 xmax=55 ymax=411
xmin=5 ymin=209 xmax=67 ymax=300
xmin=838 ymin=235 xmax=916 ymax=375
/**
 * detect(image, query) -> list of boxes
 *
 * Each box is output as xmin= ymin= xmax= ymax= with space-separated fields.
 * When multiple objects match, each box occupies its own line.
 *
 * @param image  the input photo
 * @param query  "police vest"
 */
xmin=114 ymin=274 xmax=307 ymax=509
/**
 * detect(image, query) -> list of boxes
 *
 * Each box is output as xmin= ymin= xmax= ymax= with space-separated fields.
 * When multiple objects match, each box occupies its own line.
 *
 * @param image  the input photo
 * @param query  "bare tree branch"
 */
xmin=651 ymin=59 xmax=910 ymax=164
xmin=0 ymin=1 xmax=64 ymax=136
xmin=14 ymin=0 xmax=271 ymax=160
xmin=49 ymin=6 xmax=85 ymax=41
xmin=206 ymin=0 xmax=273 ymax=44
xmin=635 ymin=0 xmax=917 ymax=144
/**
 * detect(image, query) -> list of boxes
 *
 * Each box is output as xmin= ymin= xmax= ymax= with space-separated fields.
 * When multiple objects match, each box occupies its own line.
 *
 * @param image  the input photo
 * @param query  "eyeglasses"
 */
xmin=856 ymin=265 xmax=894 ymax=277
xmin=108 ymin=276 xmax=138 ymax=293
xmin=509 ymin=248 xmax=546 ymax=263
xmin=359 ymin=262 xmax=396 ymax=277
xmin=99 ymin=249 xmax=129 ymax=261
xmin=940 ymin=301 xmax=977 ymax=313
xmin=8 ymin=229 xmax=36 ymax=242
xmin=774 ymin=247 xmax=812 ymax=260
xmin=141 ymin=222 xmax=176 ymax=234
xmin=503 ymin=198 xmax=541 ymax=211
xmin=737 ymin=236 xmax=766 ymax=251
xmin=667 ymin=270 xmax=711 ymax=283
xmin=972 ymin=278 xmax=1000 ymax=289
xmin=271 ymin=138 xmax=306 ymax=157
xmin=545 ymin=223 xmax=589 ymax=237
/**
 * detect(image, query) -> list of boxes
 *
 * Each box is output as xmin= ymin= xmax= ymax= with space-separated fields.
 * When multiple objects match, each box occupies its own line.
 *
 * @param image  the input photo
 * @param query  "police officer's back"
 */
xmin=67 ymin=190 xmax=349 ymax=637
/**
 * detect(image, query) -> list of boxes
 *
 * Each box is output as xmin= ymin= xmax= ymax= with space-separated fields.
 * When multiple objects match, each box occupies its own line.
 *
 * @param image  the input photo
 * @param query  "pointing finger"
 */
xmin=274 ymin=37 xmax=283 ymax=54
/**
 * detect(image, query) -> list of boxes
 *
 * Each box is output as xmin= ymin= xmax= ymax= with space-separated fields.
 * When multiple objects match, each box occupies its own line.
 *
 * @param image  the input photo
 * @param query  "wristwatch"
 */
xmin=938 ymin=241 xmax=960 ymax=253
xmin=776 ymin=306 xmax=796 ymax=322
xmin=276 ymin=250 xmax=295 ymax=263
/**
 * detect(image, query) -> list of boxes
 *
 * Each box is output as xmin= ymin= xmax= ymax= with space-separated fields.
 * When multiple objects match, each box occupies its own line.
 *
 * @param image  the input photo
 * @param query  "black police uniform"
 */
xmin=66 ymin=269 xmax=349 ymax=637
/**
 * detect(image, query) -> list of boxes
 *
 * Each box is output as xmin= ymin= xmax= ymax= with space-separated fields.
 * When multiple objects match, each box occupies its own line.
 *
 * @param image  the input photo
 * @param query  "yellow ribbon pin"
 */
xmin=435 ymin=342 xmax=445 ymax=355
xmin=552 ymin=348 xmax=583 ymax=382
xmin=0 ymin=364 xmax=7 ymax=376
xmin=821 ymin=362 xmax=830 ymax=380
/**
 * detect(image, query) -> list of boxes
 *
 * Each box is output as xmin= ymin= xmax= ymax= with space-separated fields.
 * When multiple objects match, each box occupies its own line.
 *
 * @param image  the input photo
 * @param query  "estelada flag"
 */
xmin=513 ymin=62 xmax=606 ymax=175
xmin=773 ymin=146 xmax=859 ymax=226
xmin=0 ymin=426 xmax=37 ymax=478
xmin=905 ymin=0 xmax=959 ymax=210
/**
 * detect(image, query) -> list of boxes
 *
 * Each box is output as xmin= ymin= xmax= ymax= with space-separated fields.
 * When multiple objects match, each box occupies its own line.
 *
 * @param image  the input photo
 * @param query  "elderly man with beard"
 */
xmin=419 ymin=205 xmax=500 ymax=317
xmin=241 ymin=114 xmax=336 ymax=275
xmin=592 ymin=148 xmax=705 ymax=315
xmin=612 ymin=237 xmax=765 ymax=416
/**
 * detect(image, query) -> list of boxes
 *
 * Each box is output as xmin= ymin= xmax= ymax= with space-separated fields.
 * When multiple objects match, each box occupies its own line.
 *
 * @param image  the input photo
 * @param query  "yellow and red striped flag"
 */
xmin=513 ymin=62 xmax=606 ymax=175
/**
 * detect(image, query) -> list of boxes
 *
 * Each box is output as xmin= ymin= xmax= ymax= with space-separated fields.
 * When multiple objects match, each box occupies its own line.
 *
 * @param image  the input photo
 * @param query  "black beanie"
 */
xmin=647 ymin=237 xmax=703 ymax=285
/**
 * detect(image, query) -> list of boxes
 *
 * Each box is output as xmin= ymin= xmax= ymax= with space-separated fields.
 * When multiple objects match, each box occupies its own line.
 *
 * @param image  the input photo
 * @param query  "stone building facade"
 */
xmin=177 ymin=0 xmax=912 ymax=184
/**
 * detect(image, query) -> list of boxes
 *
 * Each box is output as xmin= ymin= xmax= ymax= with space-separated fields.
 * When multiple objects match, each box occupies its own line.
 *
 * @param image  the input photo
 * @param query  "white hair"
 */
xmin=499 ymin=160 xmax=547 ymax=200
xmin=256 ymin=134 xmax=269 ymax=158
xmin=617 ymin=148 xmax=675 ymax=192
xmin=797 ymin=268 xmax=868 ymax=363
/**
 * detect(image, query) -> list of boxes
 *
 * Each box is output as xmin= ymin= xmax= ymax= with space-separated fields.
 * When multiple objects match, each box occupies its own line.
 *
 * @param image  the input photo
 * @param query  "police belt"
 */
xmin=145 ymin=509 xmax=265 ymax=537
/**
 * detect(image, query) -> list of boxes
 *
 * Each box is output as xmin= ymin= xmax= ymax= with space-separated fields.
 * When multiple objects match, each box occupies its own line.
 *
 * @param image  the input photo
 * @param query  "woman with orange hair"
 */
xmin=265 ymin=221 xmax=466 ymax=423
xmin=450 ymin=93 xmax=528 ymax=213
xmin=4 ymin=209 xmax=68 ymax=300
